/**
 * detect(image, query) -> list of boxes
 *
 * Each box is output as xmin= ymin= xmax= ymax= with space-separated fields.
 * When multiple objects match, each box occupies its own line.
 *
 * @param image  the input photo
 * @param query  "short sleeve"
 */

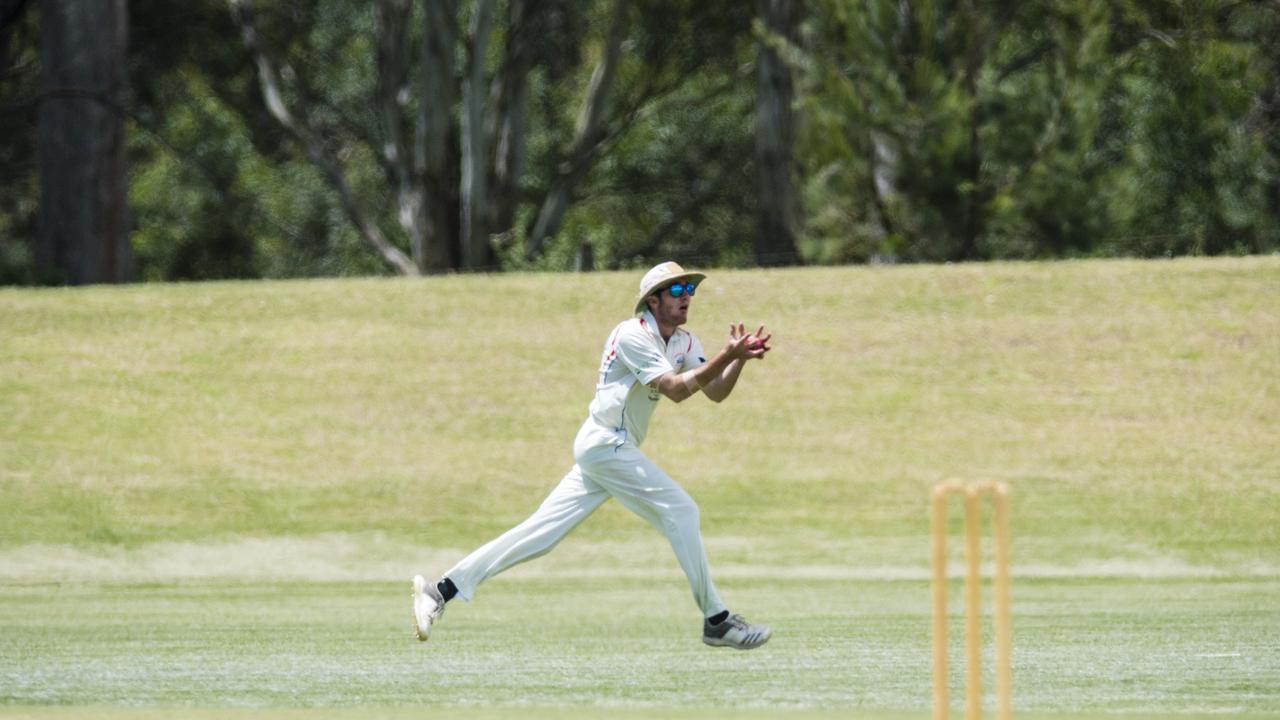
xmin=682 ymin=332 xmax=707 ymax=372
xmin=616 ymin=322 xmax=674 ymax=385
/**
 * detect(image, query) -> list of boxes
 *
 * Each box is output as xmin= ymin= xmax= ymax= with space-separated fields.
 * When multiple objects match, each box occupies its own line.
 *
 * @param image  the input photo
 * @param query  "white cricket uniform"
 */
xmin=445 ymin=310 xmax=727 ymax=618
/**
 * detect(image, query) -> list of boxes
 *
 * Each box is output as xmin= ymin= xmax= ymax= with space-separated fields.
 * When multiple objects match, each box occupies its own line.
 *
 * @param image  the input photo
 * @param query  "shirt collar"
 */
xmin=638 ymin=309 xmax=668 ymax=347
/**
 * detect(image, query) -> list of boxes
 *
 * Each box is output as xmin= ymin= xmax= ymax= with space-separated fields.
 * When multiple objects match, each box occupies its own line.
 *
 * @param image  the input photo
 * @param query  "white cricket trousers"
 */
xmin=444 ymin=442 xmax=728 ymax=618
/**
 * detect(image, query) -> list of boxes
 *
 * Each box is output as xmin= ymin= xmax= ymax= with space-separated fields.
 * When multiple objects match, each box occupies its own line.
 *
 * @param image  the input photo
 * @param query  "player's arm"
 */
xmin=702 ymin=359 xmax=746 ymax=403
xmin=650 ymin=324 xmax=770 ymax=404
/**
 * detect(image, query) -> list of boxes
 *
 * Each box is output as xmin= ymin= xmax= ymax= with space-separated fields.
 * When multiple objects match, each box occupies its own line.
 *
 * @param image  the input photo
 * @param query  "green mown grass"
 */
xmin=1 ymin=577 xmax=1278 ymax=716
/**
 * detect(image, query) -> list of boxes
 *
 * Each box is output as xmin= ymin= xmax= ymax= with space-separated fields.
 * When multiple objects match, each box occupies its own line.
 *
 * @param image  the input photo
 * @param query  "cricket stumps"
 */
xmin=931 ymin=479 xmax=1012 ymax=720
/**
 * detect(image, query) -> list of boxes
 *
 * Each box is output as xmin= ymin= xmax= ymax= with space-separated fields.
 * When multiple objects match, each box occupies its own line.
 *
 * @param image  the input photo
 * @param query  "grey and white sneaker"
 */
xmin=411 ymin=574 xmax=446 ymax=642
xmin=702 ymin=613 xmax=772 ymax=650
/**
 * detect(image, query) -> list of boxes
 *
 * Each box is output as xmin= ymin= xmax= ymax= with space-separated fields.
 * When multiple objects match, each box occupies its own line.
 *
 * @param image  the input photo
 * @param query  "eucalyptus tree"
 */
xmin=224 ymin=0 xmax=681 ymax=274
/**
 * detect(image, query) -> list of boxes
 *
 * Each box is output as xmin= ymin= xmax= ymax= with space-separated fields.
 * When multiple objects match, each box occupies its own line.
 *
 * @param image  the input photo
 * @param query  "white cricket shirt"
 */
xmin=574 ymin=310 xmax=707 ymax=452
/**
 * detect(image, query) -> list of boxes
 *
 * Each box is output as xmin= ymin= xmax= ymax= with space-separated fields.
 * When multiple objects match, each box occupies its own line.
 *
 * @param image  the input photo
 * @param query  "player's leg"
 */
xmin=577 ymin=444 xmax=726 ymax=615
xmin=575 ymin=444 xmax=771 ymax=649
xmin=412 ymin=465 xmax=608 ymax=641
xmin=445 ymin=465 xmax=608 ymax=599
xmin=576 ymin=445 xmax=771 ymax=649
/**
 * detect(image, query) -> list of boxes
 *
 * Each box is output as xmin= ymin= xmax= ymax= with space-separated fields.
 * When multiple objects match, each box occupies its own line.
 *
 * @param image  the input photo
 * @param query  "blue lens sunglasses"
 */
xmin=664 ymin=282 xmax=697 ymax=298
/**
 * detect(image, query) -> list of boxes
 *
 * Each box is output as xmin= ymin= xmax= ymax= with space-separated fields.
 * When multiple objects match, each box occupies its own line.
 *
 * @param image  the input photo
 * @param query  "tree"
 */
xmin=516 ymin=0 xmax=758 ymax=270
xmin=801 ymin=0 xmax=1029 ymax=262
xmin=522 ymin=0 xmax=628 ymax=260
xmin=36 ymin=0 xmax=132 ymax=284
xmin=226 ymin=0 xmax=633 ymax=274
xmin=1096 ymin=0 xmax=1280 ymax=255
xmin=753 ymin=0 xmax=801 ymax=267
xmin=799 ymin=0 xmax=1280 ymax=263
xmin=230 ymin=0 xmax=420 ymax=274
xmin=10 ymin=0 xmax=1275 ymax=284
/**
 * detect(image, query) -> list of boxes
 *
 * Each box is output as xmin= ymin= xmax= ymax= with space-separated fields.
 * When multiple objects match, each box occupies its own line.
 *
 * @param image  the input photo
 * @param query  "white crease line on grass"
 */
xmin=0 ymin=535 xmax=1275 ymax=583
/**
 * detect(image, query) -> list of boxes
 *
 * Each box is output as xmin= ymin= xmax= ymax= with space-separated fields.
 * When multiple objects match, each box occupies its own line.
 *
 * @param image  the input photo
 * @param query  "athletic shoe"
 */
xmin=702 ymin=613 xmax=772 ymax=650
xmin=411 ymin=574 xmax=446 ymax=642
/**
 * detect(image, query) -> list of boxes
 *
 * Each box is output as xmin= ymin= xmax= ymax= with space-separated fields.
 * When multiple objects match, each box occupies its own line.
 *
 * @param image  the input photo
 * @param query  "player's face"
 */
xmin=650 ymin=283 xmax=691 ymax=327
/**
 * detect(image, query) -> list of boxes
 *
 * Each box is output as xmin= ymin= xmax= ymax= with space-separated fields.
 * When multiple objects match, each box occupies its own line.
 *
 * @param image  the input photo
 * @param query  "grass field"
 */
xmin=2 ymin=576 xmax=1278 ymax=717
xmin=2 ymin=257 xmax=1279 ymax=717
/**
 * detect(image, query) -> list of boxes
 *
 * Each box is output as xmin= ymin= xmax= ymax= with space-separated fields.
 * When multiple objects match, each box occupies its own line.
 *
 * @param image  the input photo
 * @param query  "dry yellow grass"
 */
xmin=1 ymin=257 xmax=1277 ymax=576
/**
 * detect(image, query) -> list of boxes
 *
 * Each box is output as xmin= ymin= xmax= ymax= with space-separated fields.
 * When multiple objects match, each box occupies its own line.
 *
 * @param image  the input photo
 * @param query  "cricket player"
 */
xmin=412 ymin=261 xmax=774 ymax=649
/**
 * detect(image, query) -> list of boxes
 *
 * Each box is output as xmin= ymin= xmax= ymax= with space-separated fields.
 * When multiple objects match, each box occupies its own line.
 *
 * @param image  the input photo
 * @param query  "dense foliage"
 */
xmin=801 ymin=0 xmax=1280 ymax=263
xmin=1 ymin=0 xmax=1277 ymax=282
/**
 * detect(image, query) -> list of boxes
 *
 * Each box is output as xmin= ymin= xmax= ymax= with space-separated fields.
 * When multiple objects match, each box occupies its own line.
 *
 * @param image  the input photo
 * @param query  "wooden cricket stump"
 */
xmin=931 ymin=480 xmax=1012 ymax=720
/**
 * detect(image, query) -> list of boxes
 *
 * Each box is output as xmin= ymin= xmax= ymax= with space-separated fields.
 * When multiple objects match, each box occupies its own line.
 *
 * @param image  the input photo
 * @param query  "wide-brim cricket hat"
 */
xmin=633 ymin=261 xmax=707 ymax=315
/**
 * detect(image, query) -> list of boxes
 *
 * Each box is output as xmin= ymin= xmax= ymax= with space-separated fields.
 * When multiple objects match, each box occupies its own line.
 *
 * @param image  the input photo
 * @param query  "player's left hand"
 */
xmin=730 ymin=323 xmax=772 ymax=359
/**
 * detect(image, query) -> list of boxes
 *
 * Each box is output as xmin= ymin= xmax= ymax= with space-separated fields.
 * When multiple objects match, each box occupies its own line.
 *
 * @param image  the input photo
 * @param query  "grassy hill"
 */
xmin=1 ymin=257 xmax=1277 ymax=577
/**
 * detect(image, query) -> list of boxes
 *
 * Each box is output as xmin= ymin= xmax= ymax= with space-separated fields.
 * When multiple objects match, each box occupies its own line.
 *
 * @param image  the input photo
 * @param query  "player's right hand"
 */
xmin=728 ymin=323 xmax=772 ymax=360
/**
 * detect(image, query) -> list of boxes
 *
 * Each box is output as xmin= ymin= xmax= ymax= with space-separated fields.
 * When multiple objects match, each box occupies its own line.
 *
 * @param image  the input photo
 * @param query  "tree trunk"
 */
xmin=1 ymin=0 xmax=33 ymax=68
xmin=1262 ymin=48 xmax=1280 ymax=236
xmin=375 ymin=0 xmax=428 ymax=268
xmin=575 ymin=239 xmax=594 ymax=272
xmin=956 ymin=0 xmax=989 ymax=261
xmin=753 ymin=0 xmax=801 ymax=267
xmin=420 ymin=0 xmax=461 ymax=272
xmin=37 ymin=0 xmax=132 ymax=284
xmin=867 ymin=128 xmax=899 ymax=243
xmin=485 ymin=0 xmax=530 ymax=237
xmin=460 ymin=0 xmax=496 ymax=269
